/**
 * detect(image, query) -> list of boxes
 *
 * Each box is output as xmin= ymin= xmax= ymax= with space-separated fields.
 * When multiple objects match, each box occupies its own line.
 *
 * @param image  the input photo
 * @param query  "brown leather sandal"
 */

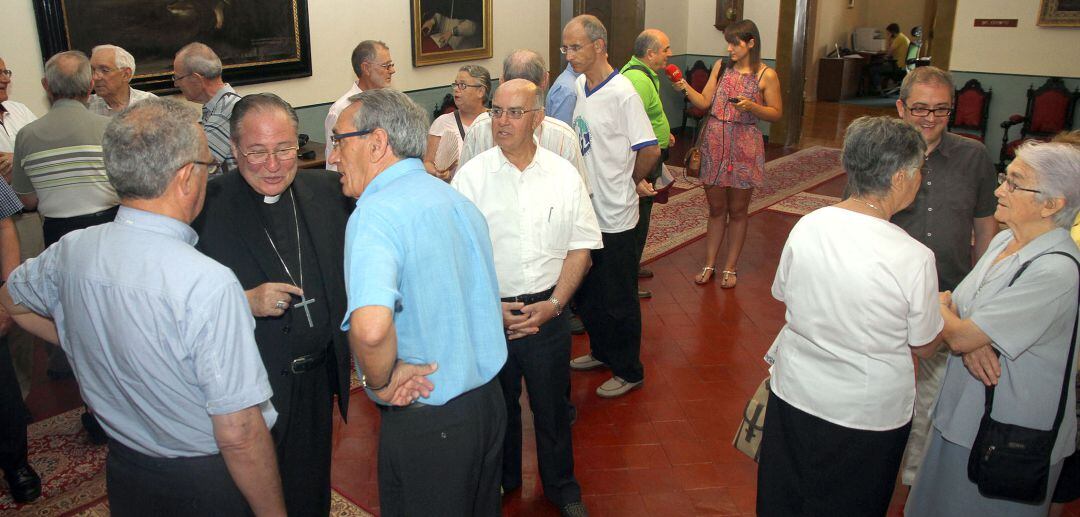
xmin=695 ymin=266 xmax=715 ymax=285
xmin=720 ymin=270 xmax=738 ymax=289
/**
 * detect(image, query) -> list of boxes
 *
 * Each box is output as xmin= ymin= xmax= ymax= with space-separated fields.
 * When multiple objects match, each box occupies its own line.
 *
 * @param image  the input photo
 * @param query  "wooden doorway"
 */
xmin=549 ymin=0 xmax=645 ymax=76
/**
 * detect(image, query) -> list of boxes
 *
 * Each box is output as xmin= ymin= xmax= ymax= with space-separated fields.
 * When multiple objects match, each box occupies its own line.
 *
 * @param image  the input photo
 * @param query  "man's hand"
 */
xmin=0 ymin=305 xmax=13 ymax=335
xmin=374 ymin=362 xmax=438 ymax=405
xmin=507 ymin=299 xmax=558 ymax=339
xmin=0 ymin=152 xmax=14 ymax=183
xmin=636 ymin=179 xmax=657 ymax=197
xmin=502 ymin=301 xmax=537 ymax=340
xmin=961 ymin=344 xmax=1001 ymax=386
xmin=245 ymin=283 xmax=304 ymax=318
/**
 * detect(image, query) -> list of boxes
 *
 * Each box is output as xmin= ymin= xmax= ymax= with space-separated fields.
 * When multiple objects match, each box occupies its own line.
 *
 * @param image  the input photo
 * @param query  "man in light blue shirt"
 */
xmin=329 ymin=88 xmax=507 ymax=517
xmin=546 ymin=62 xmax=580 ymax=125
xmin=0 ymin=98 xmax=284 ymax=516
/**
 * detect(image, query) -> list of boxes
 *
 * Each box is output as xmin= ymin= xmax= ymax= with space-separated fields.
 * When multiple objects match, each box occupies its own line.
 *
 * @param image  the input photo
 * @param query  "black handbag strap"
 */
xmin=983 ymin=250 xmax=1080 ymax=437
xmin=453 ymin=110 xmax=466 ymax=140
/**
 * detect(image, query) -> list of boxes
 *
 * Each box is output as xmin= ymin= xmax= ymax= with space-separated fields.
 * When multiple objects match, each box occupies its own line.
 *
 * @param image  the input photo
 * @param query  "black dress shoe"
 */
xmin=81 ymin=412 xmax=109 ymax=445
xmin=4 ymin=463 xmax=42 ymax=504
xmin=569 ymin=315 xmax=586 ymax=335
xmin=560 ymin=501 xmax=589 ymax=517
xmin=637 ymin=268 xmax=654 ymax=278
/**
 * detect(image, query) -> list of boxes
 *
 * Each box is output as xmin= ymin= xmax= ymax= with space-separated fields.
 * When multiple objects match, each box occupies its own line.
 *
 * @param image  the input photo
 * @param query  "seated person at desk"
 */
xmin=868 ymin=23 xmax=910 ymax=96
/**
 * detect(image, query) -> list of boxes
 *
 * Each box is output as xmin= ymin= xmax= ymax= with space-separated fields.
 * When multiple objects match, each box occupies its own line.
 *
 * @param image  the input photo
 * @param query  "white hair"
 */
xmin=93 ymin=44 xmax=136 ymax=75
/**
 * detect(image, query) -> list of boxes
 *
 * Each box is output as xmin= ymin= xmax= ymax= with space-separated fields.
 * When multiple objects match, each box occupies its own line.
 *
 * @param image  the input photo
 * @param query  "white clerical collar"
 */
xmin=263 ymin=194 xmax=282 ymax=204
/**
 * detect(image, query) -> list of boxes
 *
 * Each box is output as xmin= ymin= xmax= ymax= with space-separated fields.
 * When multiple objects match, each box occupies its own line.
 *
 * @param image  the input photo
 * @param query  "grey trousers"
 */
xmin=900 ymin=345 xmax=949 ymax=485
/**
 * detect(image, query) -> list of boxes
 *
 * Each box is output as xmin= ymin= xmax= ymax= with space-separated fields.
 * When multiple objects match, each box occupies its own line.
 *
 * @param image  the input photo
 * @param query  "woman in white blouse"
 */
xmin=757 ymin=116 xmax=944 ymax=517
xmin=423 ymin=64 xmax=490 ymax=181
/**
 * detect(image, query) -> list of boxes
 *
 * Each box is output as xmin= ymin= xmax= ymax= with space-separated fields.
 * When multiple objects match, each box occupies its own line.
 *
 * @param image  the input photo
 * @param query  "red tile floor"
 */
xmin=16 ymin=101 xmax=1080 ymax=516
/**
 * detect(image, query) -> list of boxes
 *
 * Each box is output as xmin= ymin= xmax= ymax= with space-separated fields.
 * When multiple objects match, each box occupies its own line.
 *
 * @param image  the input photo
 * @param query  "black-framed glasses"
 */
xmin=192 ymin=160 xmax=222 ymax=176
xmin=489 ymin=107 xmax=543 ymax=120
xmin=450 ymin=82 xmax=484 ymax=91
xmin=330 ymin=129 xmax=373 ymax=149
xmin=171 ymin=72 xmax=194 ymax=82
xmin=902 ymin=104 xmax=953 ymax=117
xmin=997 ymin=173 xmax=1042 ymax=194
xmin=240 ymin=146 xmax=299 ymax=165
xmin=0 ymin=69 xmax=13 ymax=79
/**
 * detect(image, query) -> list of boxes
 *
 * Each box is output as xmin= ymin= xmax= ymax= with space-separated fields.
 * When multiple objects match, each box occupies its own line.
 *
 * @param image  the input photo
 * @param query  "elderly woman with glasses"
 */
xmin=424 ymin=64 xmax=491 ymax=181
xmin=757 ymin=116 xmax=944 ymax=517
xmin=906 ymin=141 xmax=1080 ymax=516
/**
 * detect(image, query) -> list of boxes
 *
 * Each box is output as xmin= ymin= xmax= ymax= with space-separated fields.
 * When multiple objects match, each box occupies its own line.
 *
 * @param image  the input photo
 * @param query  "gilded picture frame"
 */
xmin=411 ymin=0 xmax=493 ymax=67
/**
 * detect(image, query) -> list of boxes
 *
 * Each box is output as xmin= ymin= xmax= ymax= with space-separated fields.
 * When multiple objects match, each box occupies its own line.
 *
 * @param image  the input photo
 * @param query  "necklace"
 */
xmin=262 ymin=189 xmax=316 ymax=327
xmin=850 ymin=197 xmax=885 ymax=218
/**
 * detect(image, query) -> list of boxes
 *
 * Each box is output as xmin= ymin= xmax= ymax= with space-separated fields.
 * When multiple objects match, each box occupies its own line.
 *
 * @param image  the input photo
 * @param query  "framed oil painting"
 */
xmin=1038 ymin=0 xmax=1080 ymax=27
xmin=411 ymin=0 xmax=493 ymax=67
xmin=715 ymin=0 xmax=743 ymax=30
xmin=32 ymin=0 xmax=312 ymax=94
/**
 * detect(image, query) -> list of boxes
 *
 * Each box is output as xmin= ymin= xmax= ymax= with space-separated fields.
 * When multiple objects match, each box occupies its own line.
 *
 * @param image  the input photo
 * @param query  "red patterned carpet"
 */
xmin=764 ymin=192 xmax=841 ymax=216
xmin=1 ymin=407 xmax=372 ymax=516
xmin=642 ymin=146 xmax=843 ymax=263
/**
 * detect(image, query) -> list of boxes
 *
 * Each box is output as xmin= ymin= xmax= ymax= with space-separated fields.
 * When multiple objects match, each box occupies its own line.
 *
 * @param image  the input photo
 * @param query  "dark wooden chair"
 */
xmin=433 ymin=93 xmax=456 ymax=120
xmin=681 ymin=60 xmax=711 ymax=138
xmin=949 ymin=79 xmax=993 ymax=142
xmin=997 ymin=77 xmax=1080 ymax=171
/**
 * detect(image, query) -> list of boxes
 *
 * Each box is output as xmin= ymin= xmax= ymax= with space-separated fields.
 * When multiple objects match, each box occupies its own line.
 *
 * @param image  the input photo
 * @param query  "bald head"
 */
xmin=44 ymin=50 xmax=92 ymax=101
xmin=492 ymin=79 xmax=544 ymax=157
xmin=633 ymin=29 xmax=672 ymax=71
xmin=502 ymin=49 xmax=548 ymax=88
xmin=497 ymin=79 xmax=542 ymax=109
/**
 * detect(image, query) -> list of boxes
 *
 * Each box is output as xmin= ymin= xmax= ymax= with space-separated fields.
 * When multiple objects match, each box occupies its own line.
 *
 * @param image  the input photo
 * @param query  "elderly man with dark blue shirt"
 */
xmin=0 ymin=98 xmax=285 ymax=516
xmin=328 ymin=88 xmax=507 ymax=517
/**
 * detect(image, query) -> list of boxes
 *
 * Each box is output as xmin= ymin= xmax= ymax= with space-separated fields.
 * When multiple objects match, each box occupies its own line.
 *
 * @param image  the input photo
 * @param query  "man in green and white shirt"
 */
xmin=620 ymin=29 xmax=674 ymax=297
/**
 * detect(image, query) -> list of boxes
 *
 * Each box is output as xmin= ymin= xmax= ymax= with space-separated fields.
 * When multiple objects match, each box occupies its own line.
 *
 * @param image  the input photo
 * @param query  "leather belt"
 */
xmin=500 ymin=286 xmax=555 ymax=306
xmin=378 ymin=401 xmax=428 ymax=413
xmin=283 ymin=348 xmax=327 ymax=375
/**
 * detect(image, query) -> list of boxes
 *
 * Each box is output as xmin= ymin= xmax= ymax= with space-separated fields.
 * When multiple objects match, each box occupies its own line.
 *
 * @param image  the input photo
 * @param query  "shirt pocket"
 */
xmin=538 ymin=197 xmax=572 ymax=259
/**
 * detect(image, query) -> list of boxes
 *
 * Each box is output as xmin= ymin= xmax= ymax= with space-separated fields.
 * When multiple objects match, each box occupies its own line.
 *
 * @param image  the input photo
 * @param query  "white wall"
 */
xmin=951 ymin=0 xmax=1080 ymax=77
xmin=686 ymin=0 xmax=779 ymax=59
xmin=645 ymin=0 xmax=689 ymax=55
xmin=0 ymin=0 xmax=549 ymax=117
xmin=806 ymin=0 xmax=865 ymax=100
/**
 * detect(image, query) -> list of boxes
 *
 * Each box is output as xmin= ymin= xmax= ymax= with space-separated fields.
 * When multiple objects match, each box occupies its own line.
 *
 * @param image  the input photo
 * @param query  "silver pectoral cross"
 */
xmin=293 ymin=295 xmax=316 ymax=327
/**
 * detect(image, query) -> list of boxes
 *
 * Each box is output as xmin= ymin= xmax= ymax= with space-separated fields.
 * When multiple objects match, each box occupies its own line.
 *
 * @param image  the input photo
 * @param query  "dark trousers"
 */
xmin=576 ymin=229 xmax=644 ymax=382
xmin=633 ymin=148 xmax=668 ymax=264
xmin=378 ymin=378 xmax=506 ymax=517
xmin=757 ymin=392 xmax=910 ymax=517
xmin=106 ymin=439 xmax=251 ymax=517
xmin=42 ymin=206 xmax=119 ymax=247
xmin=499 ymin=310 xmax=581 ymax=506
xmin=0 ymin=336 xmax=29 ymax=472
xmin=272 ymin=356 xmax=335 ymax=517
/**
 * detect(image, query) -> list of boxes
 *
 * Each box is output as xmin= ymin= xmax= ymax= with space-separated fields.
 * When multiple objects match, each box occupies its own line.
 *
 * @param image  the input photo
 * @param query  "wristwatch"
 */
xmin=548 ymin=296 xmax=563 ymax=317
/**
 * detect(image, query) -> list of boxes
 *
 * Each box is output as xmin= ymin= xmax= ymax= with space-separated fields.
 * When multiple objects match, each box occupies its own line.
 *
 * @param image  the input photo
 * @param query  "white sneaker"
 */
xmin=570 ymin=354 xmax=604 ymax=371
xmin=596 ymin=376 xmax=643 ymax=398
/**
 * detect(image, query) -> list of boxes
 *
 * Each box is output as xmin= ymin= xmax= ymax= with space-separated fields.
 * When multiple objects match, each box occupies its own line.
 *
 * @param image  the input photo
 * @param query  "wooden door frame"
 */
xmin=774 ymin=0 xmax=811 ymax=148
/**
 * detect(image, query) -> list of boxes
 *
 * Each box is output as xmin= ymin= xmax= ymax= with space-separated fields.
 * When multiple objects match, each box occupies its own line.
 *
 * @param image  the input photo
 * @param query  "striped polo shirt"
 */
xmin=11 ymin=99 xmax=118 ymax=218
xmin=201 ymin=84 xmax=240 ymax=173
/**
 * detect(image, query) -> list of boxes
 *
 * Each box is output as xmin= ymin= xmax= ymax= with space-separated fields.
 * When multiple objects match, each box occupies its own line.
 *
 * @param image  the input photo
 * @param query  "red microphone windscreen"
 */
xmin=664 ymin=64 xmax=682 ymax=82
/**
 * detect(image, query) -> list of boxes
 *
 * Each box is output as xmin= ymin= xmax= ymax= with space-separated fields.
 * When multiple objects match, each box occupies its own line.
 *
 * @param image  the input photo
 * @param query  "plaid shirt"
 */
xmin=201 ymin=84 xmax=240 ymax=174
xmin=0 ymin=180 xmax=24 ymax=219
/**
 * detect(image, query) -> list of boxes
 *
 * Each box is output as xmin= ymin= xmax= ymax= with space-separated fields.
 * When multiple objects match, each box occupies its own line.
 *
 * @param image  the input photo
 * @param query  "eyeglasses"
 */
xmin=997 ymin=173 xmax=1041 ymax=194
xmin=450 ymin=82 xmax=484 ymax=91
xmin=559 ymin=44 xmax=589 ymax=55
xmin=902 ymin=104 xmax=953 ymax=117
xmin=192 ymin=160 xmax=222 ymax=176
xmin=330 ymin=129 xmax=373 ymax=149
xmin=92 ymin=66 xmax=118 ymax=76
xmin=240 ymin=147 xmax=299 ymax=164
xmin=369 ymin=61 xmax=395 ymax=71
xmin=0 ymin=69 xmax=13 ymax=79
xmin=171 ymin=72 xmax=195 ymax=82
xmin=489 ymin=107 xmax=543 ymax=120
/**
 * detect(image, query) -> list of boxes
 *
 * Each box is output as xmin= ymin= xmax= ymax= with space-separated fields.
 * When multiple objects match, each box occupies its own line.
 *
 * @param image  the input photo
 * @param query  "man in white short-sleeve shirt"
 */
xmin=453 ymin=79 xmax=601 ymax=516
xmin=562 ymin=15 xmax=660 ymax=399
xmin=323 ymin=40 xmax=394 ymax=171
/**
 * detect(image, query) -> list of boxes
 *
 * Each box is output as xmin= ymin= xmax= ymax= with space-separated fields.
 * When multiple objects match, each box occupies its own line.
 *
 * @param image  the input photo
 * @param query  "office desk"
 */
xmin=817 ymin=56 xmax=864 ymax=101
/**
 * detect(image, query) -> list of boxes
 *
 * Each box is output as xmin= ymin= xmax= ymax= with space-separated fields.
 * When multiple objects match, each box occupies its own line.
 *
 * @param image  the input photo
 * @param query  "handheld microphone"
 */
xmin=664 ymin=64 xmax=683 ymax=83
